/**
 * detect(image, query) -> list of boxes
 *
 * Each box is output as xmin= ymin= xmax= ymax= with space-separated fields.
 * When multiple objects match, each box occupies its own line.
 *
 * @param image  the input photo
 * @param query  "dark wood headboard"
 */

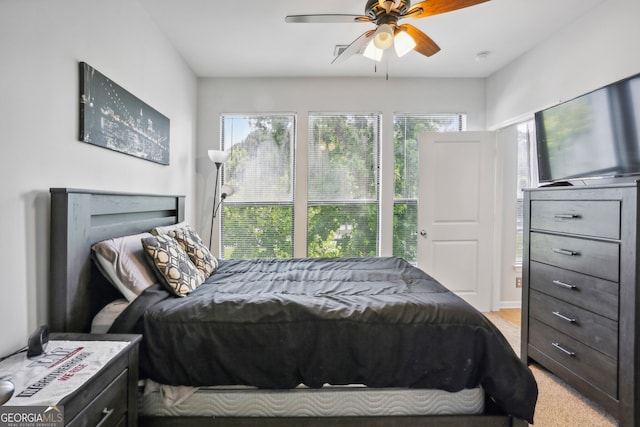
xmin=49 ymin=188 xmax=185 ymax=333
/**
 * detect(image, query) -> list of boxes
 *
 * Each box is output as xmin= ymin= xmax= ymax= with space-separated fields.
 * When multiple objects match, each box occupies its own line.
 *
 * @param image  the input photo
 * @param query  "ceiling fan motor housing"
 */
xmin=365 ymin=0 xmax=410 ymax=22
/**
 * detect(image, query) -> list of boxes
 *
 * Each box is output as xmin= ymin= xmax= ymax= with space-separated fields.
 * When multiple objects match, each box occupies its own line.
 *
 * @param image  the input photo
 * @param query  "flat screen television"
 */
xmin=535 ymin=72 xmax=640 ymax=184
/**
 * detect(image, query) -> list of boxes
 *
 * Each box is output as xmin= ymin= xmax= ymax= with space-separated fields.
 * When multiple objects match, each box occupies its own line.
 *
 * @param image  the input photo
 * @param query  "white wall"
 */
xmin=0 ymin=0 xmax=197 ymax=355
xmin=196 ymin=77 xmax=486 ymax=258
xmin=487 ymin=0 xmax=640 ymax=308
xmin=487 ymin=0 xmax=640 ymax=129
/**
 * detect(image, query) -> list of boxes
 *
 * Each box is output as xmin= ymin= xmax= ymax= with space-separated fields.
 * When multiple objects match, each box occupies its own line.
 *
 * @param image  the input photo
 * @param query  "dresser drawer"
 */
xmin=529 ymin=290 xmax=618 ymax=359
xmin=530 ymin=233 xmax=619 ymax=282
xmin=529 ymin=318 xmax=617 ymax=398
xmin=66 ymin=369 xmax=128 ymax=427
xmin=530 ymin=200 xmax=620 ymax=239
xmin=529 ymin=261 xmax=619 ymax=320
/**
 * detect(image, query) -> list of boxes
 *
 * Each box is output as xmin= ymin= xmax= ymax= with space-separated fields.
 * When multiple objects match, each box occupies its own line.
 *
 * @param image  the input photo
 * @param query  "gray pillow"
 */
xmin=92 ymin=232 xmax=158 ymax=302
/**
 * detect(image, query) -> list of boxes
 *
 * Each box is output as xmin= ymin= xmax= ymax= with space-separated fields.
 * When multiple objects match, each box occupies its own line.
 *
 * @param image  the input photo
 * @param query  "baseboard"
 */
xmin=499 ymin=300 xmax=521 ymax=310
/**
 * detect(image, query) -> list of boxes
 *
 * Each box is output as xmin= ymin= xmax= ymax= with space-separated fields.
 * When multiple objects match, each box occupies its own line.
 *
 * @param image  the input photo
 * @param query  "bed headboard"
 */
xmin=49 ymin=188 xmax=185 ymax=333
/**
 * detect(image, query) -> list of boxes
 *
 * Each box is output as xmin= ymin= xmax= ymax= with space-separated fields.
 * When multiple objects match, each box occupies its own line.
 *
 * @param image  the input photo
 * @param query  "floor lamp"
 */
xmin=208 ymin=149 xmax=231 ymax=250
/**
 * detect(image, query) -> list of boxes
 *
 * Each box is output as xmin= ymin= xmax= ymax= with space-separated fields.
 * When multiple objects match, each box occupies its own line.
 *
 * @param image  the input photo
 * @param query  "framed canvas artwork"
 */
xmin=79 ymin=62 xmax=170 ymax=165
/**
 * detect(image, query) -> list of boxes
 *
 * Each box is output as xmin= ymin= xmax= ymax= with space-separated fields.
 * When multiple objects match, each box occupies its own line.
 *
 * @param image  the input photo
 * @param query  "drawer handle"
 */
xmin=553 ymin=248 xmax=579 ymax=256
xmin=552 ymin=342 xmax=576 ymax=357
xmin=96 ymin=408 xmax=114 ymax=427
xmin=552 ymin=280 xmax=577 ymax=290
xmin=554 ymin=213 xmax=580 ymax=219
xmin=552 ymin=311 xmax=577 ymax=323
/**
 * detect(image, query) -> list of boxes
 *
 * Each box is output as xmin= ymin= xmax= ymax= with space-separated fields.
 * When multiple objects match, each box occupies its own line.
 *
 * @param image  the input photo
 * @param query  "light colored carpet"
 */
xmin=483 ymin=312 xmax=618 ymax=427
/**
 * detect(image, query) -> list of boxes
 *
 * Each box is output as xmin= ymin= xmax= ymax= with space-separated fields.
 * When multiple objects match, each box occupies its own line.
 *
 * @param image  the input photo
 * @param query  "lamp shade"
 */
xmin=394 ymin=30 xmax=416 ymax=57
xmin=220 ymin=184 xmax=235 ymax=198
xmin=208 ymin=149 xmax=230 ymax=164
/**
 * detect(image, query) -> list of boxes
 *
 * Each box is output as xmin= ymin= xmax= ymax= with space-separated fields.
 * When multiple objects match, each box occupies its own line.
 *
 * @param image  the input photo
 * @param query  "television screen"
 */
xmin=536 ymin=73 xmax=640 ymax=183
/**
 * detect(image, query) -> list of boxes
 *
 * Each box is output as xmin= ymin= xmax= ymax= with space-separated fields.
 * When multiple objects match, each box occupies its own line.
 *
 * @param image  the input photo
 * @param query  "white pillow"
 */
xmin=91 ymin=299 xmax=129 ymax=333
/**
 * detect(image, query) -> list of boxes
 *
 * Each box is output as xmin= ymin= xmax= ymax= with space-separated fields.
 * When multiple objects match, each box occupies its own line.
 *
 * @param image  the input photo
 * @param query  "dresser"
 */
xmin=522 ymin=182 xmax=640 ymax=426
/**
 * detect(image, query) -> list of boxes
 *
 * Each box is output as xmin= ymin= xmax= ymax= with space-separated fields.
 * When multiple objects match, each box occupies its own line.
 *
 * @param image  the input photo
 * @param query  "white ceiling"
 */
xmin=138 ymin=0 xmax=606 ymax=79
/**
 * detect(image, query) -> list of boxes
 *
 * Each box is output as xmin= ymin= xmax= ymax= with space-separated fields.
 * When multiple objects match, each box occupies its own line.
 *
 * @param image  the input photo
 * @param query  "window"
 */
xmin=393 ymin=114 xmax=466 ymax=263
xmin=220 ymin=114 xmax=296 ymax=259
xmin=219 ymin=112 xmax=467 ymax=261
xmin=307 ymin=113 xmax=380 ymax=257
xmin=516 ymin=120 xmax=537 ymax=264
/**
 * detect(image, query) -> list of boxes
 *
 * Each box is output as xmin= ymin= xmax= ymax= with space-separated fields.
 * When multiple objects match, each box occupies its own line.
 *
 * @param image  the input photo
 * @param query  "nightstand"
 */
xmin=1 ymin=333 xmax=141 ymax=427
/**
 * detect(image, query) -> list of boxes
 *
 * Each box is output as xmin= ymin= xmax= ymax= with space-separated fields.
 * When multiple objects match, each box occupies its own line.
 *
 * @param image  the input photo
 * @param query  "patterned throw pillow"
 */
xmin=141 ymin=234 xmax=205 ymax=297
xmin=150 ymin=221 xmax=188 ymax=237
xmin=168 ymin=225 xmax=218 ymax=278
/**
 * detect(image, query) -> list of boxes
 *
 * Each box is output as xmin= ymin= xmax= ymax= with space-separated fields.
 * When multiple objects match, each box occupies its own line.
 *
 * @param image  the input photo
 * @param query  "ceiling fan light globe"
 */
xmin=363 ymin=40 xmax=383 ymax=62
xmin=394 ymin=30 xmax=416 ymax=57
xmin=373 ymin=24 xmax=394 ymax=50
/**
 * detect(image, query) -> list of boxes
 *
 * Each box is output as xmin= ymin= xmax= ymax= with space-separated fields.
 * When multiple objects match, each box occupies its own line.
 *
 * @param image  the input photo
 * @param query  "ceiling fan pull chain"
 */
xmin=385 ymin=52 xmax=390 ymax=80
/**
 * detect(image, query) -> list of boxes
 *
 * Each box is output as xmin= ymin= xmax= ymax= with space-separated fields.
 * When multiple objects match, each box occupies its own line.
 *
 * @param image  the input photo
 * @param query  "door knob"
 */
xmin=419 ymin=230 xmax=427 ymax=238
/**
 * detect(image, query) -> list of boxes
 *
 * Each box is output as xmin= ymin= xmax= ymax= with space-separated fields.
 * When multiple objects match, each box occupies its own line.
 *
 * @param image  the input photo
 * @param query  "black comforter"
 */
xmin=109 ymin=257 xmax=537 ymax=422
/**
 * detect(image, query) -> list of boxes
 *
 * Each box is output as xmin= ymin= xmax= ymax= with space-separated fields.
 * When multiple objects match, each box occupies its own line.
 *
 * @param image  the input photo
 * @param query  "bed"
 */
xmin=49 ymin=188 xmax=537 ymax=427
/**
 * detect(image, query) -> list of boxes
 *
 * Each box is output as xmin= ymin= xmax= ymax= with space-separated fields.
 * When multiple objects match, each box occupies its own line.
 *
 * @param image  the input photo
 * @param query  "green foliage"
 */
xmin=307 ymin=204 xmax=378 ymax=258
xmin=222 ymin=205 xmax=293 ymax=259
xmin=392 ymin=203 xmax=417 ymax=263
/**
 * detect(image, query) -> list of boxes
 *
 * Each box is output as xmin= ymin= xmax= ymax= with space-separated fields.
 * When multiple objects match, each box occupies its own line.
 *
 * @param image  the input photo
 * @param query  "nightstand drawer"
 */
xmin=530 ymin=200 xmax=620 ymax=239
xmin=66 ymin=369 xmax=128 ymax=427
xmin=530 ymin=232 xmax=619 ymax=282
xmin=529 ymin=290 xmax=618 ymax=359
xmin=529 ymin=261 xmax=619 ymax=320
xmin=529 ymin=318 xmax=617 ymax=398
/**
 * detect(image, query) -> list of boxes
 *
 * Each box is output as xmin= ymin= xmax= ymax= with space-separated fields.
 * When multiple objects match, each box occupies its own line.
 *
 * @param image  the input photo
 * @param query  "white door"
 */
xmin=417 ymin=131 xmax=496 ymax=312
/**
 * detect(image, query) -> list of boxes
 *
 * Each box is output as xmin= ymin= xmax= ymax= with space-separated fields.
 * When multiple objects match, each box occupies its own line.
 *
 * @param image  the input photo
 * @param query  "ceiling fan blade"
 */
xmin=404 ymin=0 xmax=490 ymax=20
xmin=285 ymin=14 xmax=370 ymax=24
xmin=400 ymin=24 xmax=441 ymax=57
xmin=332 ymin=30 xmax=375 ymax=64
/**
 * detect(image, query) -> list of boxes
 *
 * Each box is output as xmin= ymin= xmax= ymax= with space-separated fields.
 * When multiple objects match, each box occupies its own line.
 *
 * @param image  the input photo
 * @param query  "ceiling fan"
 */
xmin=286 ymin=0 xmax=490 ymax=64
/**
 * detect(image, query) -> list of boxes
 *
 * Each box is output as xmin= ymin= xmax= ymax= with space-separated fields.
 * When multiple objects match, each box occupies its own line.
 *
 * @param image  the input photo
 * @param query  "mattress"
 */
xmin=139 ymin=384 xmax=485 ymax=417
